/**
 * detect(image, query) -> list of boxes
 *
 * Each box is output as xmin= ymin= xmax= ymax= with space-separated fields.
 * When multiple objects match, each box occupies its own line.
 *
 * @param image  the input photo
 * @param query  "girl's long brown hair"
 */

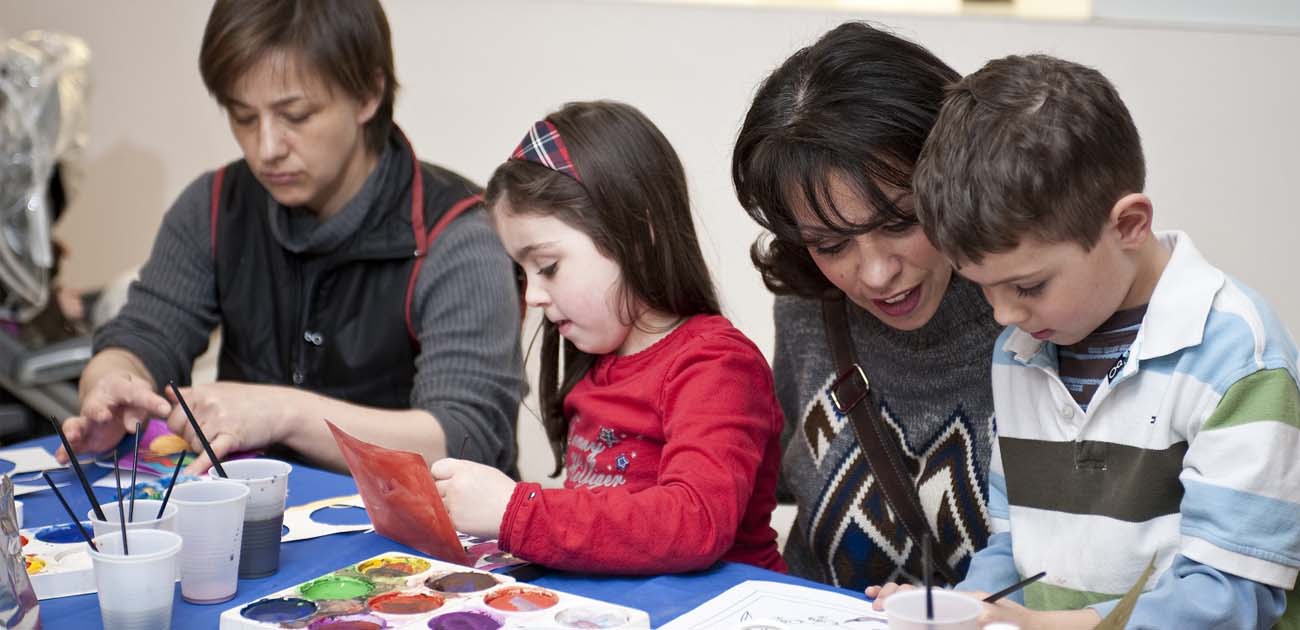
xmin=485 ymin=101 xmax=720 ymax=476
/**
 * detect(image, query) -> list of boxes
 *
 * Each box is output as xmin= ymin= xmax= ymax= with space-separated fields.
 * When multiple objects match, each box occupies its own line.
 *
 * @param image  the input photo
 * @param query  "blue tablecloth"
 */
xmin=12 ymin=436 xmax=866 ymax=627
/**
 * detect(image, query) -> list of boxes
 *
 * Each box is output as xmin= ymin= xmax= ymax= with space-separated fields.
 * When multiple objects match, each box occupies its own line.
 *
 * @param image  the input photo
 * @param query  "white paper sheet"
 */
xmin=660 ymin=580 xmax=888 ymax=630
xmin=13 ymin=482 xmax=55 ymax=496
xmin=0 ymin=447 xmax=62 ymax=475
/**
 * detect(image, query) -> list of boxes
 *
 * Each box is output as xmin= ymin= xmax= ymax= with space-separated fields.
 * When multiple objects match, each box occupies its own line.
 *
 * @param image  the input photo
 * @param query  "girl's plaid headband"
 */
xmin=510 ymin=120 xmax=582 ymax=182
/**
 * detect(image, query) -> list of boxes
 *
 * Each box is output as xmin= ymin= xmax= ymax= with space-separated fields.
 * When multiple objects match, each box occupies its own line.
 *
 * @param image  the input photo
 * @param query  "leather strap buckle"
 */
xmin=829 ymin=364 xmax=871 ymax=415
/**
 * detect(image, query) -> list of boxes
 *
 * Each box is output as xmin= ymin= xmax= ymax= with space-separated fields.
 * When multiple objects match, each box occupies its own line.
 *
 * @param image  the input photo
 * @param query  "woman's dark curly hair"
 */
xmin=731 ymin=22 xmax=960 ymax=298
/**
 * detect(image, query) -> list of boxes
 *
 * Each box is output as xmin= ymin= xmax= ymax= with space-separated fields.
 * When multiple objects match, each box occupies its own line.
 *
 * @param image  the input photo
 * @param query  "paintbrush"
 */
xmin=128 ymin=419 xmax=142 ymax=521
xmin=923 ymin=532 xmax=934 ymax=620
xmin=156 ymin=451 xmax=185 ymax=519
xmin=47 ymin=415 xmax=106 ymax=521
xmin=113 ymin=447 xmax=128 ymax=555
xmin=983 ymin=571 xmax=1047 ymax=603
xmin=168 ymin=381 xmax=227 ymax=477
xmin=41 ymin=472 xmax=98 ymax=552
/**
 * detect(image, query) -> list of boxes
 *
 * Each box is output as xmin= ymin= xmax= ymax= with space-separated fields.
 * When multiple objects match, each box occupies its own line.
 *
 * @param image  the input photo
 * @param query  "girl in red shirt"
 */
xmin=431 ymin=101 xmax=786 ymax=574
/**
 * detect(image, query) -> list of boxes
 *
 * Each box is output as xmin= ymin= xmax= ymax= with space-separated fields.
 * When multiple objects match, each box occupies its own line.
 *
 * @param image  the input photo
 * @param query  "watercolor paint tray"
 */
xmin=219 ymin=551 xmax=651 ymax=629
xmin=20 ymin=522 xmax=96 ymax=599
xmin=19 ymin=521 xmax=181 ymax=600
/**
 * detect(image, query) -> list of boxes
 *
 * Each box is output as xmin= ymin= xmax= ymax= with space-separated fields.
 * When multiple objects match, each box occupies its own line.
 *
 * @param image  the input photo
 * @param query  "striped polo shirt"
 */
xmin=984 ymin=231 xmax=1300 ymax=615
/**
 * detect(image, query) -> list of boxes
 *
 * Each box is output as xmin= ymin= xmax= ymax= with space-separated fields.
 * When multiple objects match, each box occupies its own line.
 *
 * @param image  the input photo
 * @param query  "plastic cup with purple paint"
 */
xmin=170 ymin=478 xmax=250 ymax=604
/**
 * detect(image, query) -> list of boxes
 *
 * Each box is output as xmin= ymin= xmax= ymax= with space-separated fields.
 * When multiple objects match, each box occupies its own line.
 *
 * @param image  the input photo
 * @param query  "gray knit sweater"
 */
xmin=773 ymin=276 xmax=1002 ymax=589
xmin=94 ymin=143 xmax=525 ymax=471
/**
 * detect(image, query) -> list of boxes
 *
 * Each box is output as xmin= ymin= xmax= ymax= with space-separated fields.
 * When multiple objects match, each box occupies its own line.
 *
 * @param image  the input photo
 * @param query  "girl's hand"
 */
xmin=867 ymin=582 xmax=916 ymax=611
xmin=430 ymin=457 xmax=517 ymax=538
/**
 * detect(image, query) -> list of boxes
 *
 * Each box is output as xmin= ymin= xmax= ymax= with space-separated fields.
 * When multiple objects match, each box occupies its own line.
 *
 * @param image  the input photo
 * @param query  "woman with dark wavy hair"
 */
xmin=732 ymin=22 xmax=1002 ymax=591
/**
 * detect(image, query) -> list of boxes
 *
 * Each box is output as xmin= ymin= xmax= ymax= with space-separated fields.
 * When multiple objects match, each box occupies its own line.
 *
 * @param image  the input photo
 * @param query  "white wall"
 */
xmin=4 ymin=0 xmax=1298 ymax=481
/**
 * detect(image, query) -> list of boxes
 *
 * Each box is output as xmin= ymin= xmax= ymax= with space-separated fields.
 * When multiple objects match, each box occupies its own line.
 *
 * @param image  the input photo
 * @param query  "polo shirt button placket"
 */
xmin=1060 ymin=403 xmax=1080 ymax=439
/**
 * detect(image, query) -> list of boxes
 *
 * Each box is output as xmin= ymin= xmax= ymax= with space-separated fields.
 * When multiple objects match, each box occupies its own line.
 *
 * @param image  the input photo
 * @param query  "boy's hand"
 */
xmin=430 ymin=457 xmax=516 ymax=539
xmin=866 ymin=582 xmax=917 ymax=610
xmin=974 ymin=594 xmax=1034 ymax=627
xmin=976 ymin=600 xmax=1103 ymax=630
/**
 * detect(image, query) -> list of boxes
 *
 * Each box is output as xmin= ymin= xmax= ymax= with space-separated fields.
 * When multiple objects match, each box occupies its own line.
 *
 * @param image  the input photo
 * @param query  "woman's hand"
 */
xmin=430 ymin=457 xmax=517 ymax=538
xmin=866 ymin=582 xmax=917 ymax=611
xmin=58 ymin=371 xmax=172 ymax=462
xmin=164 ymin=382 xmax=295 ymax=474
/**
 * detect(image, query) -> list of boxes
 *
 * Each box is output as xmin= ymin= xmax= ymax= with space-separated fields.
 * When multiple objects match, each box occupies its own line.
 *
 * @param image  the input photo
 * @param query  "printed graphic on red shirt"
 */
xmin=566 ymin=415 xmax=639 ymax=488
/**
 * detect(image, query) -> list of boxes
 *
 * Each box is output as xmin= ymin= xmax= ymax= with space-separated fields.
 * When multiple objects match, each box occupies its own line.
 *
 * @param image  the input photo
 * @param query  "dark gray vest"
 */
xmin=210 ymin=130 xmax=482 ymax=409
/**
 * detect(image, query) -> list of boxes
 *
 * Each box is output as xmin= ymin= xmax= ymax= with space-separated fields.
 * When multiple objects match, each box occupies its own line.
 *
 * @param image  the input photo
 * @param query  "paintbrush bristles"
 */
xmin=47 ymin=415 xmax=106 ymax=521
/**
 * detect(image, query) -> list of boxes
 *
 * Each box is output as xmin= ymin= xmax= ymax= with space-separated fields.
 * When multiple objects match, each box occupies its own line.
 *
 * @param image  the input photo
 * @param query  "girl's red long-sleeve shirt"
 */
xmin=498 ymin=314 xmax=787 ymax=574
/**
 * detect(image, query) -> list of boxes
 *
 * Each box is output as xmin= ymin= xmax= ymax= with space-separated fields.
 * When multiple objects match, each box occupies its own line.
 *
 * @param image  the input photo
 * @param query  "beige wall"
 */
xmin=4 ymin=0 xmax=1298 ymax=480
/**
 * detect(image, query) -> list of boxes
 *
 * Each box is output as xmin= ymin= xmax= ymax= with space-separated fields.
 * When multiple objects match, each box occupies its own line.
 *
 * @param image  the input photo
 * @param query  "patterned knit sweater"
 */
xmin=774 ymin=276 xmax=1003 ymax=590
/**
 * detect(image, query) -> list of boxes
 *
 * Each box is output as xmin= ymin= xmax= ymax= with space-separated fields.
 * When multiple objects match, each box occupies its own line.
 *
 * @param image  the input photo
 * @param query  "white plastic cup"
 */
xmin=884 ymin=590 xmax=981 ymax=630
xmin=89 ymin=529 xmax=183 ymax=630
xmin=87 ymin=499 xmax=179 ymax=538
xmin=209 ymin=459 xmax=291 ymax=578
xmin=170 ymin=479 xmax=249 ymax=604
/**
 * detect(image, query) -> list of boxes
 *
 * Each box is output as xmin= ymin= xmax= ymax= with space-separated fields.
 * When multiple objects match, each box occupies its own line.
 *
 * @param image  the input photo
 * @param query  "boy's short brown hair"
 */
xmin=199 ymin=0 xmax=398 ymax=155
xmin=915 ymin=54 xmax=1145 ymax=265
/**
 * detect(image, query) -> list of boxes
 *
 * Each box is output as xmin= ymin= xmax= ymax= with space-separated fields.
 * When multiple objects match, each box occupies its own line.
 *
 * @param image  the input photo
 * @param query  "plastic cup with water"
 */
xmin=884 ymin=590 xmax=981 ymax=630
xmin=88 ymin=528 xmax=183 ymax=630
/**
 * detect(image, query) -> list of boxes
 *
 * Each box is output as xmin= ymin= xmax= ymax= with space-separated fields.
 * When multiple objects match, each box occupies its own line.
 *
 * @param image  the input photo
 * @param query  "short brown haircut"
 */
xmin=914 ymin=54 xmax=1145 ymax=265
xmin=199 ymin=0 xmax=398 ymax=155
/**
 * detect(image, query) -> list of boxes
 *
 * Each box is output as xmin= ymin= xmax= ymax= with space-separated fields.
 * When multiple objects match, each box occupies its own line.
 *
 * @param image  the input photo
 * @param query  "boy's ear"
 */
xmin=1107 ymin=193 xmax=1154 ymax=250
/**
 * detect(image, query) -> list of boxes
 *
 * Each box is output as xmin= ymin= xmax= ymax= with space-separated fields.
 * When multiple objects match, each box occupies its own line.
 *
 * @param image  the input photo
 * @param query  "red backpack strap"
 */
xmin=210 ymin=166 xmax=226 ymax=259
xmin=404 ymin=193 xmax=484 ymax=343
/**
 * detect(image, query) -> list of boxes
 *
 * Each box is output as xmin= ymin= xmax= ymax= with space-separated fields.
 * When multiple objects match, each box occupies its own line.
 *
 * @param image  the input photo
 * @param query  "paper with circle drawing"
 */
xmin=325 ymin=420 xmax=468 ymax=565
xmin=280 ymin=494 xmax=373 ymax=542
xmin=659 ymin=580 xmax=886 ymax=630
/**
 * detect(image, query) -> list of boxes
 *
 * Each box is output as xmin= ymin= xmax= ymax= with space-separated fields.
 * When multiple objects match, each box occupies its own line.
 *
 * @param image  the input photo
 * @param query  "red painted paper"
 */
xmin=325 ymin=420 xmax=468 ymax=565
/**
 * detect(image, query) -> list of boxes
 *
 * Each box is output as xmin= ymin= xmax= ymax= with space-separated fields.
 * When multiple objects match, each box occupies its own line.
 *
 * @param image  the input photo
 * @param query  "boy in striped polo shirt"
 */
xmin=872 ymin=54 xmax=1300 ymax=628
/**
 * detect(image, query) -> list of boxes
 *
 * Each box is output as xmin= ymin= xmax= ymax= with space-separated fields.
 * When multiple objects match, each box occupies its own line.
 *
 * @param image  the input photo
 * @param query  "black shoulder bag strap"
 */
xmin=821 ymin=296 xmax=959 ymax=585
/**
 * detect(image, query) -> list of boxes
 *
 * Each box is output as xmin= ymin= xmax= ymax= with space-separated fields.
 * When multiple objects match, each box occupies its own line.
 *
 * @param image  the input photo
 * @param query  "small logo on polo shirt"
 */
xmin=1107 ymin=349 xmax=1130 ymax=383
